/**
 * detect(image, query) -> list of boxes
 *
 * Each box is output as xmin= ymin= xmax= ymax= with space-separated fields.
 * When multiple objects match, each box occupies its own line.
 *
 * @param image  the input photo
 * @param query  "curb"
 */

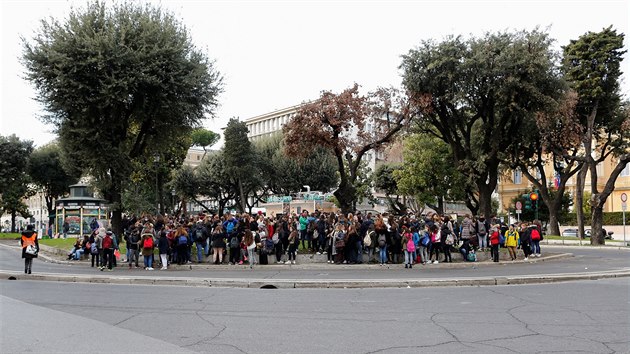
xmin=3 ymin=267 xmax=629 ymax=289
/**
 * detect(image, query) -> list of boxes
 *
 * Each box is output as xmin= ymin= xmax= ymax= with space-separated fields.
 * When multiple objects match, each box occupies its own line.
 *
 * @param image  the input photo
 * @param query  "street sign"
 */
xmin=621 ymin=193 xmax=628 ymax=203
xmin=516 ymin=201 xmax=522 ymax=210
xmin=515 ymin=210 xmax=522 ymax=214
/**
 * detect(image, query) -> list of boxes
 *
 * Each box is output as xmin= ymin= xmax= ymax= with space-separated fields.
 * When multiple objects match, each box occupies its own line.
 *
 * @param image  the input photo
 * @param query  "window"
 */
xmin=621 ymin=163 xmax=630 ymax=177
xmin=196 ymin=155 xmax=200 ymax=161
xmin=513 ymin=169 xmax=522 ymax=184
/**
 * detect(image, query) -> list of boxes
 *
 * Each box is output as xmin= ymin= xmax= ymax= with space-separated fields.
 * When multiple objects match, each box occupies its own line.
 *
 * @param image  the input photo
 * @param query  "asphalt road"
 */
xmin=1 ymin=278 xmax=628 ymax=353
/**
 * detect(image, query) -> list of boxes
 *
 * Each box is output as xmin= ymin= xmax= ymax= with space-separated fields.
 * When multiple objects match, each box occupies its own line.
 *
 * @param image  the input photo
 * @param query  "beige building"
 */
xmin=497 ymin=156 xmax=630 ymax=213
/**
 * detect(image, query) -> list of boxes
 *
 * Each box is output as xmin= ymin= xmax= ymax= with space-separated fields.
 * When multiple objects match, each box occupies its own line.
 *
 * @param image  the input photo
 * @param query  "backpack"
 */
xmin=477 ymin=221 xmax=487 ymax=235
xmin=499 ymin=233 xmax=506 ymax=245
xmin=225 ymin=221 xmax=235 ymax=234
xmin=90 ymin=242 xmax=98 ymax=255
xmin=363 ymin=231 xmax=373 ymax=247
xmin=102 ymin=235 xmax=113 ymax=249
xmin=264 ymin=239 xmax=274 ymax=254
xmin=531 ymin=228 xmax=541 ymax=241
xmin=143 ymin=237 xmax=154 ymax=249
xmin=178 ymin=235 xmax=188 ymax=246
xmin=195 ymin=229 xmax=204 ymax=242
xmin=307 ymin=220 xmax=316 ymax=233
xmin=230 ymin=235 xmax=240 ymax=248
xmin=467 ymin=251 xmax=477 ymax=262
xmin=377 ymin=234 xmax=386 ymax=247
xmin=445 ymin=233 xmax=455 ymax=246
xmin=421 ymin=236 xmax=430 ymax=247
xmin=406 ymin=238 xmax=416 ymax=253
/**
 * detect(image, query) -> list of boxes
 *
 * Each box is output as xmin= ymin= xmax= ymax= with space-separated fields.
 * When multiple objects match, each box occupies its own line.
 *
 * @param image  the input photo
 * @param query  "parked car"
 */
xmin=562 ymin=228 xmax=611 ymax=239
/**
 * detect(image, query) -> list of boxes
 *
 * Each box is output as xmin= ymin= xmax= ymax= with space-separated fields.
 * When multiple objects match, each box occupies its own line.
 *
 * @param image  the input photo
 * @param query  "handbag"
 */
xmin=25 ymin=245 xmax=38 ymax=255
xmin=334 ymin=240 xmax=345 ymax=249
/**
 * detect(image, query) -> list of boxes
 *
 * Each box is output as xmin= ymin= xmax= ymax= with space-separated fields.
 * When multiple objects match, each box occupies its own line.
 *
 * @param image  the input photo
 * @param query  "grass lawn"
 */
xmin=0 ymin=233 xmax=21 ymax=240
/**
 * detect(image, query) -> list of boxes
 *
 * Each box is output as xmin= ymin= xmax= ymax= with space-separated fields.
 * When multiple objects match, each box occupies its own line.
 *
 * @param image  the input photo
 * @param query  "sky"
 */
xmin=1 ymin=0 xmax=629 ymax=148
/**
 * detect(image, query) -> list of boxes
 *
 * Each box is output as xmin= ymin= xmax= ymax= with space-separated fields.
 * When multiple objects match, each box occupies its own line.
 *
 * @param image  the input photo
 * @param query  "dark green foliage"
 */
xmin=401 ymin=29 xmax=562 ymax=217
xmin=21 ymin=1 xmax=222 ymax=233
xmin=255 ymin=133 xmax=338 ymax=195
xmin=0 ymin=135 xmax=35 ymax=232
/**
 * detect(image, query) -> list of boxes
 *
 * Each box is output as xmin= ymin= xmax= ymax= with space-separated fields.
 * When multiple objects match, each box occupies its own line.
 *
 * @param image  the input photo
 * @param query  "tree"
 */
xmin=393 ymin=133 xmax=468 ymax=214
xmin=562 ymin=27 xmax=628 ymax=244
xmin=22 ymin=1 xmax=223 ymax=235
xmin=505 ymin=91 xmax=584 ymax=236
xmin=255 ymin=133 xmax=338 ymax=195
xmin=374 ymin=164 xmax=407 ymax=215
xmin=400 ymin=29 xmax=562 ymax=218
xmin=223 ymin=118 xmax=258 ymax=212
xmin=507 ymin=188 xmax=573 ymax=225
xmin=283 ymin=84 xmax=413 ymax=214
xmin=27 ymin=142 xmax=81 ymax=227
xmin=196 ymin=151 xmax=238 ymax=216
xmin=191 ymin=128 xmax=220 ymax=159
xmin=0 ymin=135 xmax=34 ymax=232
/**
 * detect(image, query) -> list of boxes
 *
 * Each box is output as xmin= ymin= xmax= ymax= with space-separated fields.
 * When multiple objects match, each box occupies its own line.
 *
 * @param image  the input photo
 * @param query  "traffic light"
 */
xmin=525 ymin=200 xmax=532 ymax=210
xmin=529 ymin=192 xmax=538 ymax=201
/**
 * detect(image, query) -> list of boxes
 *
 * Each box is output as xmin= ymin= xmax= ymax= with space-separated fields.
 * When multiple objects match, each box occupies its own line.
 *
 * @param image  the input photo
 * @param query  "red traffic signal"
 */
xmin=529 ymin=192 xmax=538 ymax=201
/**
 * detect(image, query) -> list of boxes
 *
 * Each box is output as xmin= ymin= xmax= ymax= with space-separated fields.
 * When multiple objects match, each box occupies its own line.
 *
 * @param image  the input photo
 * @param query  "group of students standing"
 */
xmin=41 ymin=210 xmax=545 ymax=273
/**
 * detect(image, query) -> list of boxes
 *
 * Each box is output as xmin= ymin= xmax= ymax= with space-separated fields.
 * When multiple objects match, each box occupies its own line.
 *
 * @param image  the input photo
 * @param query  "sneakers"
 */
xmin=405 ymin=264 xmax=408 ymax=268
xmin=292 ymin=261 xmax=296 ymax=265
xmin=409 ymin=264 xmax=412 ymax=269
xmin=285 ymin=260 xmax=291 ymax=265
xmin=524 ymin=257 xmax=529 ymax=261
xmin=147 ymin=267 xmax=154 ymax=270
xmin=160 ymin=267 xmax=167 ymax=270
xmin=434 ymin=260 xmax=439 ymax=264
xmin=316 ymin=252 xmax=321 ymax=255
xmin=238 ymin=261 xmax=243 ymax=265
xmin=536 ymin=254 xmax=541 ymax=257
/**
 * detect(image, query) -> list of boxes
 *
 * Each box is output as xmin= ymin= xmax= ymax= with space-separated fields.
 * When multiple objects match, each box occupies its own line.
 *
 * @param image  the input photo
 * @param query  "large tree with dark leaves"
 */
xmin=22 ymin=1 xmax=222 ymax=234
xmin=401 ymin=29 xmax=561 ymax=217
xmin=561 ymin=27 xmax=628 ymax=244
xmin=0 ymin=135 xmax=34 ymax=232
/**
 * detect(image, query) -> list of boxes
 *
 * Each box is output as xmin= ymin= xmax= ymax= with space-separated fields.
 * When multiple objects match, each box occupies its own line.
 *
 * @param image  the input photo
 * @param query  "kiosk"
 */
xmin=55 ymin=183 xmax=107 ymax=236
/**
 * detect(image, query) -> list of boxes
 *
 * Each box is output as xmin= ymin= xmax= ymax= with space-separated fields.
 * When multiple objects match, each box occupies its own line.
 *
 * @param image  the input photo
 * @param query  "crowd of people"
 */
xmin=60 ymin=210 xmax=545 ymax=271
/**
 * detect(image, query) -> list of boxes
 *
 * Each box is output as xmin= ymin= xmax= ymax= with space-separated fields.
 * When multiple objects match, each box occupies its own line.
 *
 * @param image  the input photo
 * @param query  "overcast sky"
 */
xmin=1 ymin=0 xmax=628 ymax=148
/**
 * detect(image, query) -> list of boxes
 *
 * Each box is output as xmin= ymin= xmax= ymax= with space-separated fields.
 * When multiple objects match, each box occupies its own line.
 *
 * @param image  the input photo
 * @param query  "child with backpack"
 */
xmin=418 ymin=225 xmax=430 ymax=265
xmin=141 ymin=232 xmax=155 ymax=270
xmin=403 ymin=226 xmax=415 ymax=269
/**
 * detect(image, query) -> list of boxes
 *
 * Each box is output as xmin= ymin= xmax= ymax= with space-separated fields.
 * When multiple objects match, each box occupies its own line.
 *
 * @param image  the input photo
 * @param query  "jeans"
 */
xmin=74 ymin=248 xmax=84 ymax=260
xmin=531 ymin=240 xmax=540 ymax=255
xmin=102 ymin=249 xmax=113 ymax=269
xmin=196 ymin=242 xmax=206 ymax=262
xmin=144 ymin=254 xmax=153 ymax=268
xmin=247 ymin=248 xmax=256 ymax=266
xmin=419 ymin=246 xmax=428 ymax=263
xmin=521 ymin=241 xmax=532 ymax=258
xmin=356 ymin=242 xmax=363 ymax=263
xmin=404 ymin=250 xmax=413 ymax=265
xmin=478 ymin=234 xmax=487 ymax=249
xmin=379 ymin=245 xmax=387 ymax=264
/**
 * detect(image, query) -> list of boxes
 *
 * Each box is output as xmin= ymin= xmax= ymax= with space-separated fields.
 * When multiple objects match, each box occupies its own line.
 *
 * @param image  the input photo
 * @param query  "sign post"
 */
xmin=622 ymin=193 xmax=627 ymax=246
xmin=515 ymin=201 xmax=522 ymax=223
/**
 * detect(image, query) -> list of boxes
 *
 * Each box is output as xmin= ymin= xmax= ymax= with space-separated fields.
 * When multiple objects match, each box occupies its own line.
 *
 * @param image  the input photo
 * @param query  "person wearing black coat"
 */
xmin=158 ymin=227 xmax=170 ymax=270
xmin=21 ymin=225 xmax=39 ymax=274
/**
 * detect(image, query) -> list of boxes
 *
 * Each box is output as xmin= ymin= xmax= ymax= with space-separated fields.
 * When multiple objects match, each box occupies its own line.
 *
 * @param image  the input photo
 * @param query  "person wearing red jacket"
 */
xmin=489 ymin=224 xmax=501 ymax=263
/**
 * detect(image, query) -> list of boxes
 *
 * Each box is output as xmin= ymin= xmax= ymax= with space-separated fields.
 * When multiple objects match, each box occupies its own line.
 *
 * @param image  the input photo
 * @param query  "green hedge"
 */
xmin=562 ymin=212 xmax=627 ymax=226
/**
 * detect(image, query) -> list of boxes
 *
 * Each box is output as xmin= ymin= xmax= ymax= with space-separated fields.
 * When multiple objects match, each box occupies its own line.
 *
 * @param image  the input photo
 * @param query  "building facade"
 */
xmin=497 ymin=156 xmax=630 ymax=214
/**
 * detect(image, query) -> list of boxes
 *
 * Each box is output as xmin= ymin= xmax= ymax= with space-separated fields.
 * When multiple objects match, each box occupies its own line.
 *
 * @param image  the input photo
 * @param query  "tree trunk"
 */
xmin=108 ymin=175 xmax=123 ymax=236
xmin=590 ymin=206 xmax=605 ymax=245
xmin=575 ymin=164 xmax=588 ymax=239
xmin=237 ymin=179 xmax=246 ymax=213
xmin=334 ymin=180 xmax=356 ymax=215
xmin=11 ymin=210 xmax=16 ymax=233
